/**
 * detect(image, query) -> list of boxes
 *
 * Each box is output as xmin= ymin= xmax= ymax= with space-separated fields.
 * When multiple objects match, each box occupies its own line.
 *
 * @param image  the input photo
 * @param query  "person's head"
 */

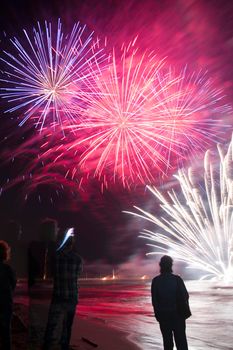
xmin=38 ymin=218 xmax=59 ymax=242
xmin=0 ymin=240 xmax=11 ymax=263
xmin=159 ymin=255 xmax=173 ymax=274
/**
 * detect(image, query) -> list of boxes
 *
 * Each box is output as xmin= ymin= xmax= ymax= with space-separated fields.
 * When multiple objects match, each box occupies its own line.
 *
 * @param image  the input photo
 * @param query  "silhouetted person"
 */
xmin=28 ymin=219 xmax=58 ymax=348
xmin=5 ymin=221 xmax=21 ymax=273
xmin=43 ymin=231 xmax=83 ymax=350
xmin=0 ymin=240 xmax=16 ymax=350
xmin=151 ymin=255 xmax=190 ymax=350
xmin=28 ymin=218 xmax=58 ymax=287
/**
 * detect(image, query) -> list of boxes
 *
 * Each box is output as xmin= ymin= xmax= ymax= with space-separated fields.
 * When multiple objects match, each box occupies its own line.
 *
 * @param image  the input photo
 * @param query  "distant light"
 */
xmin=141 ymin=275 xmax=148 ymax=280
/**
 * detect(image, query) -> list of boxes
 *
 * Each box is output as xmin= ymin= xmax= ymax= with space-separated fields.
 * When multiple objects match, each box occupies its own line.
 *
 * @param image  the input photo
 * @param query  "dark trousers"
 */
xmin=43 ymin=300 xmax=77 ymax=350
xmin=0 ymin=304 xmax=12 ymax=350
xmin=159 ymin=314 xmax=188 ymax=350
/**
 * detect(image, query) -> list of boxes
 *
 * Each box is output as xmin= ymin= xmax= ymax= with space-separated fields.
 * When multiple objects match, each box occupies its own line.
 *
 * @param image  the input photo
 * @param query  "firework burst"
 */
xmin=150 ymin=67 xmax=230 ymax=164
xmin=65 ymin=48 xmax=229 ymax=187
xmin=66 ymin=47 xmax=183 ymax=187
xmin=0 ymin=19 xmax=105 ymax=129
xmin=126 ymin=137 xmax=233 ymax=282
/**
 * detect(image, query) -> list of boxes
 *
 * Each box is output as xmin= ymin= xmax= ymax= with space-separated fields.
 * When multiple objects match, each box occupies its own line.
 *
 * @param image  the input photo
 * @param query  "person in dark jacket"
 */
xmin=151 ymin=255 xmax=189 ymax=350
xmin=43 ymin=230 xmax=83 ymax=350
xmin=0 ymin=240 xmax=17 ymax=350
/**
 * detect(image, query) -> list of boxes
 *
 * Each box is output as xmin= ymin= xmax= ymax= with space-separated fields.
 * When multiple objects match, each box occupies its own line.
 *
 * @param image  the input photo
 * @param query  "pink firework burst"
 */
xmin=1 ymin=40 xmax=230 ymax=194
xmin=64 ymin=46 xmax=229 ymax=188
xmin=66 ymin=46 xmax=176 ymax=187
xmin=149 ymin=67 xmax=231 ymax=164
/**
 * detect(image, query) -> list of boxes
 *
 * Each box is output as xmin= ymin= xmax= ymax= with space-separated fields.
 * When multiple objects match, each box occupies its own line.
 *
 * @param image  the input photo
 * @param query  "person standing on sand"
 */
xmin=0 ymin=240 xmax=17 ymax=350
xmin=151 ymin=255 xmax=190 ymax=350
xmin=43 ymin=230 xmax=83 ymax=350
xmin=28 ymin=218 xmax=58 ymax=349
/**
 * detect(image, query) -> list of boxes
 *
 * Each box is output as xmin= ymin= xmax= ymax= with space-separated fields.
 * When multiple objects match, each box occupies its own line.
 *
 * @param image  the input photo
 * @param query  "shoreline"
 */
xmin=12 ymin=302 xmax=142 ymax=350
xmin=72 ymin=316 xmax=142 ymax=350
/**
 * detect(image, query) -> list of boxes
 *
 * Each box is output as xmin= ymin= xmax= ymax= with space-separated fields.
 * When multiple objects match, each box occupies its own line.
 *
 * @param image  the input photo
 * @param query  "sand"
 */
xmin=11 ymin=303 xmax=141 ymax=350
xmin=72 ymin=317 xmax=141 ymax=350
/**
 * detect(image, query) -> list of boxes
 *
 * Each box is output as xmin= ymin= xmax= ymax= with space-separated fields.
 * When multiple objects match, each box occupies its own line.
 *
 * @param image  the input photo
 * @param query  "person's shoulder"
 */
xmin=173 ymin=274 xmax=184 ymax=282
xmin=56 ymin=250 xmax=63 ymax=258
xmin=152 ymin=275 xmax=160 ymax=283
xmin=69 ymin=250 xmax=82 ymax=261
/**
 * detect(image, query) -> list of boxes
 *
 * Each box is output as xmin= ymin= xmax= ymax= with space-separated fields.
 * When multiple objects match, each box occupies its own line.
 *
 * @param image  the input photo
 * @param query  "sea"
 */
xmin=16 ymin=279 xmax=233 ymax=350
xmin=78 ymin=280 xmax=233 ymax=350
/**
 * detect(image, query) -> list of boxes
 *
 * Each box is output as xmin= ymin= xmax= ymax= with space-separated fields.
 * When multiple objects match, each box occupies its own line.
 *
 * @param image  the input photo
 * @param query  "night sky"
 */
xmin=0 ymin=0 xmax=233 ymax=277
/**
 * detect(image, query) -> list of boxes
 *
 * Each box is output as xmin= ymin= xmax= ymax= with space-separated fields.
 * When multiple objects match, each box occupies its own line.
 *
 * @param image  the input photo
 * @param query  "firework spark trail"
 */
xmin=64 ymin=49 xmax=230 ymax=187
xmin=0 ymin=59 xmax=230 ymax=194
xmin=125 ymin=137 xmax=233 ymax=282
xmin=0 ymin=29 xmax=230 ymax=190
xmin=65 ymin=46 xmax=188 ymax=187
xmin=148 ymin=67 xmax=231 ymax=166
xmin=0 ymin=125 xmax=80 ymax=197
xmin=0 ymin=19 xmax=105 ymax=129
xmin=1 ymin=146 xmax=88 ymax=203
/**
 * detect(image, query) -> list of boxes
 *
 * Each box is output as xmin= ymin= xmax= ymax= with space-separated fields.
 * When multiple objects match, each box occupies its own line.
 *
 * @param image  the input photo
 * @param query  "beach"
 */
xmin=12 ymin=279 xmax=233 ymax=350
xmin=72 ymin=317 xmax=141 ymax=350
xmin=12 ymin=301 xmax=141 ymax=350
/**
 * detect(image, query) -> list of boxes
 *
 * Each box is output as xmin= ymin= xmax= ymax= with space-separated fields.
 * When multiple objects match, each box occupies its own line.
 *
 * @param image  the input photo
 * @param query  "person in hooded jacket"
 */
xmin=151 ymin=255 xmax=190 ymax=350
xmin=43 ymin=231 xmax=83 ymax=350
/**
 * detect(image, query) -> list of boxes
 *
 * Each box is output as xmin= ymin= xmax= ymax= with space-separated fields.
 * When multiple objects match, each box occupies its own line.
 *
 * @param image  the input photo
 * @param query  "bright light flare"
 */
xmin=57 ymin=227 xmax=75 ymax=251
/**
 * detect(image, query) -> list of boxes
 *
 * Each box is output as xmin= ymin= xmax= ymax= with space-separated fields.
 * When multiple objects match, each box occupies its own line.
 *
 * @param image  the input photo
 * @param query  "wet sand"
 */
xmin=12 ymin=302 xmax=141 ymax=350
